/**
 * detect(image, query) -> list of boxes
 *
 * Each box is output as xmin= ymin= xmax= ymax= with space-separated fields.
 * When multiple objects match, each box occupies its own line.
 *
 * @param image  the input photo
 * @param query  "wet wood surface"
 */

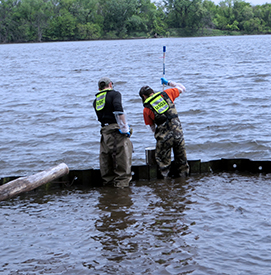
xmin=0 ymin=163 xmax=69 ymax=201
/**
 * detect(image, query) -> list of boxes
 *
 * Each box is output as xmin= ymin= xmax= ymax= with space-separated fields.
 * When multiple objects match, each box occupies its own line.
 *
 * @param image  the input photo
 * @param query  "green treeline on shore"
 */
xmin=0 ymin=0 xmax=271 ymax=43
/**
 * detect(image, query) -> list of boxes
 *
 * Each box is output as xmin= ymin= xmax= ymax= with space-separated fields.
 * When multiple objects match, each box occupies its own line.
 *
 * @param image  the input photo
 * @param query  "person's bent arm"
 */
xmin=161 ymin=77 xmax=186 ymax=94
xmin=168 ymin=81 xmax=186 ymax=94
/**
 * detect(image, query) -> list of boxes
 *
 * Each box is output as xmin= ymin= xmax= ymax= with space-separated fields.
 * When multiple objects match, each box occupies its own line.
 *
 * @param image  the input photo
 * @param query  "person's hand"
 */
xmin=161 ymin=77 xmax=169 ymax=86
xmin=119 ymin=129 xmax=131 ymax=138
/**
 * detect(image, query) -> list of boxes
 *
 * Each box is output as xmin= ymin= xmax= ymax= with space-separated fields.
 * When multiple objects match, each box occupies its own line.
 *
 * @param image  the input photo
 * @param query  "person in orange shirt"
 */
xmin=139 ymin=78 xmax=189 ymax=178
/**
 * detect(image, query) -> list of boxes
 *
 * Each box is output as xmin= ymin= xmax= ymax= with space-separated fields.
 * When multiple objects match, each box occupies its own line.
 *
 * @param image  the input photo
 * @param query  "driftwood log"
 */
xmin=0 ymin=163 xmax=69 ymax=201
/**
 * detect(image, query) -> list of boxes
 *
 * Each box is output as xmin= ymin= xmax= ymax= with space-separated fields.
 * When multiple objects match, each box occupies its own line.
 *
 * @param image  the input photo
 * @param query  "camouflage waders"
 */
xmin=100 ymin=123 xmax=133 ymax=187
xmin=155 ymin=117 xmax=189 ymax=177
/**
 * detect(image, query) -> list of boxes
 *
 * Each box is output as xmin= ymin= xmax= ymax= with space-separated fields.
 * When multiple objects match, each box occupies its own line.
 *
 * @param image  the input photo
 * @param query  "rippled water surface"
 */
xmin=1 ymin=36 xmax=271 ymax=274
xmin=1 ymin=35 xmax=271 ymax=176
xmin=1 ymin=173 xmax=271 ymax=274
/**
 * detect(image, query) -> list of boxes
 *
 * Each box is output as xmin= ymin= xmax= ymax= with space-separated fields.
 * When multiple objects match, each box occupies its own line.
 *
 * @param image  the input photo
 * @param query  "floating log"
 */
xmin=0 ymin=163 xmax=69 ymax=201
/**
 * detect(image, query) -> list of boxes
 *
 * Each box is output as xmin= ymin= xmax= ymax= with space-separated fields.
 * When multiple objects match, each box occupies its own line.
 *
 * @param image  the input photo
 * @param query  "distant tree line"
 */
xmin=0 ymin=0 xmax=270 ymax=43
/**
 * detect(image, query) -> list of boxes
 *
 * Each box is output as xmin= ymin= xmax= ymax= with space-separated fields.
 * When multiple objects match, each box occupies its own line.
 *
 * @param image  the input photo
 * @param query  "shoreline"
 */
xmin=1 ymin=31 xmax=270 ymax=46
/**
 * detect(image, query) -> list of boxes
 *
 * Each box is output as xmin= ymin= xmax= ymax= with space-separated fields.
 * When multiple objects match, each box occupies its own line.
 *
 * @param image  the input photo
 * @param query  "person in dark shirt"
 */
xmin=93 ymin=77 xmax=133 ymax=187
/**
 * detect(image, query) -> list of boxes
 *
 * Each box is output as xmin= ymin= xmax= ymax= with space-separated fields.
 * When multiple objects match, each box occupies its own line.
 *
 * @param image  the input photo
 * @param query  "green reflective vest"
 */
xmin=95 ymin=91 xmax=107 ymax=111
xmin=144 ymin=91 xmax=178 ymax=125
xmin=145 ymin=92 xmax=169 ymax=114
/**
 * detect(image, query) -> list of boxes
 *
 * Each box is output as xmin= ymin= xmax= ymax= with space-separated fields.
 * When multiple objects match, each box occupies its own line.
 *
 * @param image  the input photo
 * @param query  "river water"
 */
xmin=1 ymin=35 xmax=271 ymax=274
xmin=1 ymin=35 xmax=271 ymax=176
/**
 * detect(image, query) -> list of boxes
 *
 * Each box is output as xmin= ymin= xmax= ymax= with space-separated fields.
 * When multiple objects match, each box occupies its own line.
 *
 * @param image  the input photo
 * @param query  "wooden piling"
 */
xmin=145 ymin=147 xmax=156 ymax=166
xmin=0 ymin=163 xmax=69 ymax=201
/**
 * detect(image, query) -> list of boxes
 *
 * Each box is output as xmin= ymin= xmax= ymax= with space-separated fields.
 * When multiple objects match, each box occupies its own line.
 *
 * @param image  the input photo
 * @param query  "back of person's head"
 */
xmin=98 ymin=77 xmax=112 ymax=90
xmin=139 ymin=86 xmax=154 ymax=103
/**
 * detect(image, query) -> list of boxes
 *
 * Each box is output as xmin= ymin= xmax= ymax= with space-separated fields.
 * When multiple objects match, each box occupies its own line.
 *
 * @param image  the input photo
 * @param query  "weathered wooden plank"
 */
xmin=0 ymin=163 xmax=69 ymax=201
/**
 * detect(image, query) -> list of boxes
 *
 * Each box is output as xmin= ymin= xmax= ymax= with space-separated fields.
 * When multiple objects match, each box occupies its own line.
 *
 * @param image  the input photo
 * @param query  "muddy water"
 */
xmin=1 ymin=35 xmax=271 ymax=274
xmin=1 ymin=35 xmax=271 ymax=176
xmin=1 ymin=173 xmax=271 ymax=274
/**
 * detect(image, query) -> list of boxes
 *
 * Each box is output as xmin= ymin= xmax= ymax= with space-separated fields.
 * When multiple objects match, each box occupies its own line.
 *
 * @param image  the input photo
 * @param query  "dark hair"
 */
xmin=98 ymin=77 xmax=112 ymax=90
xmin=99 ymin=81 xmax=108 ymax=90
xmin=139 ymin=86 xmax=154 ymax=103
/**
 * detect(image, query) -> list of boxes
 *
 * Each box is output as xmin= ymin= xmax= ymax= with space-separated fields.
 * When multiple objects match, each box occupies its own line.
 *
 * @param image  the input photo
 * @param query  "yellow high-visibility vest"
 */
xmin=146 ymin=92 xmax=169 ymax=114
xmin=95 ymin=91 xmax=107 ymax=111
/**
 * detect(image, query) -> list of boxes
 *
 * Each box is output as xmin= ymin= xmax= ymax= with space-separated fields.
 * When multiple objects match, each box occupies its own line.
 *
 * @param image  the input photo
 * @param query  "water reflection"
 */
xmin=1 ymin=174 xmax=271 ymax=274
xmin=144 ymin=179 xmax=196 ymax=273
xmin=79 ymin=180 xmax=197 ymax=274
xmin=95 ymin=187 xmax=136 ymax=261
xmin=147 ymin=180 xmax=188 ymax=235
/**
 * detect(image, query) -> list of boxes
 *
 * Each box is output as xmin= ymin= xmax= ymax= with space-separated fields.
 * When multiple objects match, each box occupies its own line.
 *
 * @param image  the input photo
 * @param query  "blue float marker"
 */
xmin=163 ymin=46 xmax=166 ymax=90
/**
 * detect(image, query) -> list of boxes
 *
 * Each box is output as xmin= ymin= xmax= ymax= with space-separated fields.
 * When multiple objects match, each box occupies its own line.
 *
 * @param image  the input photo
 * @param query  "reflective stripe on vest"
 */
xmin=96 ymin=92 xmax=107 ymax=111
xmin=149 ymin=94 xmax=169 ymax=114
